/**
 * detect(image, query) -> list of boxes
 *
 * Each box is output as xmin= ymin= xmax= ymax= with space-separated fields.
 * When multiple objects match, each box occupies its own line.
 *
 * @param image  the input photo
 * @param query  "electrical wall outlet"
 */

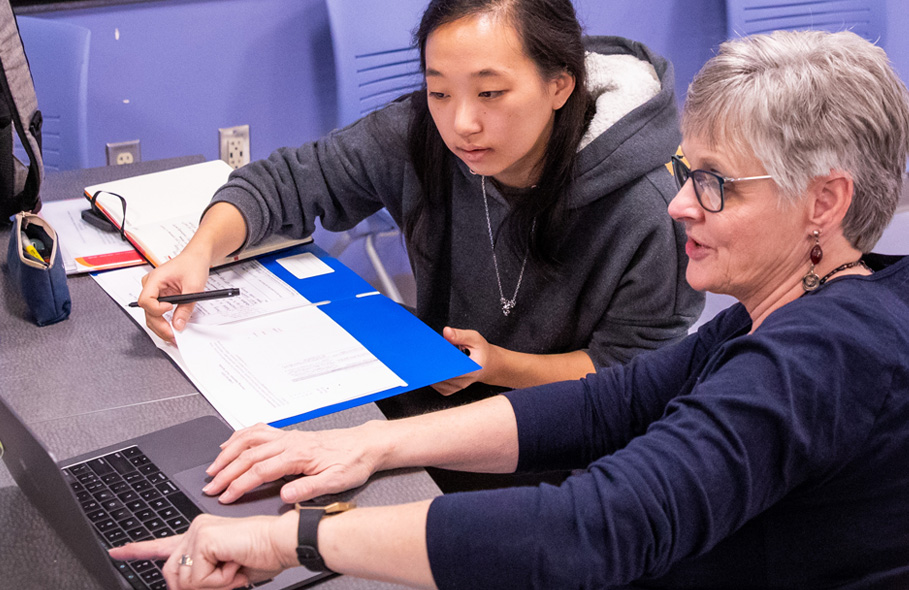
xmin=106 ymin=140 xmax=141 ymax=166
xmin=219 ymin=125 xmax=250 ymax=169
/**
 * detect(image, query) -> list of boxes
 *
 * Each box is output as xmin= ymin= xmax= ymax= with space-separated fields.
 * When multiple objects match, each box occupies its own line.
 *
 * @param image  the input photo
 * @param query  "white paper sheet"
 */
xmin=185 ymin=263 xmax=310 ymax=325
xmin=92 ymin=259 xmax=311 ymax=326
xmin=174 ymin=305 xmax=405 ymax=427
xmin=91 ymin=264 xmax=191 ymax=368
xmin=39 ymin=198 xmax=144 ymax=274
xmin=92 ymin=261 xmax=405 ymax=429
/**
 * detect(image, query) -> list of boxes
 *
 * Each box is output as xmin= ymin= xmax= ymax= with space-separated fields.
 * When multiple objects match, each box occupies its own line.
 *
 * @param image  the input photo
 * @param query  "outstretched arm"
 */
xmin=204 ymin=395 xmax=519 ymax=505
xmin=110 ymin=395 xmax=520 ymax=589
xmin=111 ymin=501 xmax=436 ymax=589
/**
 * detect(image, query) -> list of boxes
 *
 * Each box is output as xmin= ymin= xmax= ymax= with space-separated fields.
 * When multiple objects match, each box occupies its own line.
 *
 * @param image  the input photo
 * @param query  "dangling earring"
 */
xmin=802 ymin=230 xmax=823 ymax=291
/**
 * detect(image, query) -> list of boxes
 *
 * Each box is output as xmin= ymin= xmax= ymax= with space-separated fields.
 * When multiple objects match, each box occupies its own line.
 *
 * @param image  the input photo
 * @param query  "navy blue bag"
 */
xmin=7 ymin=212 xmax=70 ymax=326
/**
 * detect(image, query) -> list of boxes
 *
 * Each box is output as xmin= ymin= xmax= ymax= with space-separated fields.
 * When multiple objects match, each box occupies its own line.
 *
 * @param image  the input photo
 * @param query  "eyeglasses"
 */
xmin=670 ymin=155 xmax=773 ymax=213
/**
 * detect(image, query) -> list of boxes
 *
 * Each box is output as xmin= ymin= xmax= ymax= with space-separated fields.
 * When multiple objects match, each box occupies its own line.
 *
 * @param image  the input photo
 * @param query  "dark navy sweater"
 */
xmin=427 ymin=254 xmax=909 ymax=589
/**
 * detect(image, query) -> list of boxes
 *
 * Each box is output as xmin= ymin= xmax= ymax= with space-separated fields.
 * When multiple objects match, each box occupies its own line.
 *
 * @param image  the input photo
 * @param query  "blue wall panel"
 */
xmin=886 ymin=0 xmax=909 ymax=82
xmin=31 ymin=0 xmax=336 ymax=167
xmin=18 ymin=0 xmax=909 ymax=170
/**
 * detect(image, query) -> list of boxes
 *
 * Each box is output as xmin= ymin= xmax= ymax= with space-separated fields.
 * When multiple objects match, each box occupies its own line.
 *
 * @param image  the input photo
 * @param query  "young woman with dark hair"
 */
xmin=136 ymin=0 xmax=702 ymax=396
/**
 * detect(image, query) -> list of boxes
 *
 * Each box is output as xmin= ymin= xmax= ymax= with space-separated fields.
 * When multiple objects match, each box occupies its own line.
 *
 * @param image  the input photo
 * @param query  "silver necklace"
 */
xmin=481 ymin=176 xmax=533 ymax=316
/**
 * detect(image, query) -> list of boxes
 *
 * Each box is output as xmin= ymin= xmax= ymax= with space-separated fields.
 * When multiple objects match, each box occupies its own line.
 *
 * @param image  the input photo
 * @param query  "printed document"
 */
xmin=175 ymin=305 xmax=405 ymax=427
xmin=92 ymin=260 xmax=405 ymax=429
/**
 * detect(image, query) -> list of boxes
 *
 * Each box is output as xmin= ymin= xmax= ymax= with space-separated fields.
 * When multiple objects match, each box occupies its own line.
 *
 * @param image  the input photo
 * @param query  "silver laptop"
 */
xmin=0 ymin=394 xmax=329 ymax=590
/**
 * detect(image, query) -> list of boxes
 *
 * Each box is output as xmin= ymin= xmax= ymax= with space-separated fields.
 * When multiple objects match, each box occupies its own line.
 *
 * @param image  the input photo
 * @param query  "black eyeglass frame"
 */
xmin=670 ymin=155 xmax=773 ymax=213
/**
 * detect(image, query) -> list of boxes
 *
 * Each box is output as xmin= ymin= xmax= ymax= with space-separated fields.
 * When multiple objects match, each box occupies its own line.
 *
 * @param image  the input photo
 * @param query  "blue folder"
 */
xmin=256 ymin=243 xmax=479 ymax=427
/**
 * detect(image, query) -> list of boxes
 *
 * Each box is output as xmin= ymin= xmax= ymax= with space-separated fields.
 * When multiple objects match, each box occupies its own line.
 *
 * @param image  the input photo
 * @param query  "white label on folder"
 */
xmin=277 ymin=252 xmax=334 ymax=279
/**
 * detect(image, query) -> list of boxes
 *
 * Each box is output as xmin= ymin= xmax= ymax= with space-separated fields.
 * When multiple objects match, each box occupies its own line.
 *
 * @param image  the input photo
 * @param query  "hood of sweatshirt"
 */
xmin=570 ymin=36 xmax=681 ymax=209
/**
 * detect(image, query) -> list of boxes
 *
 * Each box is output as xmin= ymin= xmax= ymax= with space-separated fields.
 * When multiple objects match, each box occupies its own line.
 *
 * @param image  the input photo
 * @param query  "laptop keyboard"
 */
xmin=63 ymin=445 xmax=202 ymax=590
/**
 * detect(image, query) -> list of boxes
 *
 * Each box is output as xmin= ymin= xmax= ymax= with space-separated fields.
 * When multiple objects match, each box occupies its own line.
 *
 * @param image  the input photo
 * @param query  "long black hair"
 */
xmin=405 ymin=0 xmax=593 ymax=270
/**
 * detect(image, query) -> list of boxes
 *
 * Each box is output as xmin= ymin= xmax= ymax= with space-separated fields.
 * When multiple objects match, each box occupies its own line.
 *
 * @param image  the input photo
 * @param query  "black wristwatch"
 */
xmin=295 ymin=501 xmax=356 ymax=572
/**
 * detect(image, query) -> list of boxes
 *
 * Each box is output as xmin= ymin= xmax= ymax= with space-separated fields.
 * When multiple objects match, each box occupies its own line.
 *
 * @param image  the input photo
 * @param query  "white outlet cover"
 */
xmin=218 ymin=125 xmax=250 ymax=169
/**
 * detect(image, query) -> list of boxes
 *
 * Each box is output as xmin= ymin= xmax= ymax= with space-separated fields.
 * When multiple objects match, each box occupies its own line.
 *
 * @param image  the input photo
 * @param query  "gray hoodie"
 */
xmin=212 ymin=36 xmax=703 ymax=367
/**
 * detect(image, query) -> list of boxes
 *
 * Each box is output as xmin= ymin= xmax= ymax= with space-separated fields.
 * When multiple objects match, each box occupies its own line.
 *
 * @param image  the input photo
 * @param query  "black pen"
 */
xmin=128 ymin=288 xmax=241 ymax=308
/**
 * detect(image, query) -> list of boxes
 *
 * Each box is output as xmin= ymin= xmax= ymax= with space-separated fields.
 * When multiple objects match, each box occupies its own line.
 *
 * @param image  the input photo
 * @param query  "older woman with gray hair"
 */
xmin=111 ymin=29 xmax=909 ymax=590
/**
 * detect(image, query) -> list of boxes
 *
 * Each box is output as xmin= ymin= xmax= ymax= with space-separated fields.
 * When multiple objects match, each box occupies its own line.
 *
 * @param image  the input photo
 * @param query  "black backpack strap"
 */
xmin=0 ymin=0 xmax=43 ymax=219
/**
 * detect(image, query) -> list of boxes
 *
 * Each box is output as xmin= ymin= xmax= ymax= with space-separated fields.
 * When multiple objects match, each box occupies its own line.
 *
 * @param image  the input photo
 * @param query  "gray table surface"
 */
xmin=0 ymin=157 xmax=439 ymax=589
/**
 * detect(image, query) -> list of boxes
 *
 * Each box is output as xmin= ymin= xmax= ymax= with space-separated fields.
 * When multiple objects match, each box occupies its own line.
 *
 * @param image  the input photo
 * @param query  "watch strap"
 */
xmin=296 ymin=507 xmax=330 ymax=572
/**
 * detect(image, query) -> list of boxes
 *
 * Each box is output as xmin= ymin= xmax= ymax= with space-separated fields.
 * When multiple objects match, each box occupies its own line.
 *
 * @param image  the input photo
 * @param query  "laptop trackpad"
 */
xmin=172 ymin=463 xmax=295 ymax=518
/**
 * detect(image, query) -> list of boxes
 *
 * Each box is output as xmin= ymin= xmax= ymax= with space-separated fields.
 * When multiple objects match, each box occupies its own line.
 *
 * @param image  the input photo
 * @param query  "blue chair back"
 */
xmin=15 ymin=17 xmax=90 ymax=171
xmin=326 ymin=0 xmax=425 ymax=126
xmin=726 ymin=0 xmax=886 ymax=43
xmin=322 ymin=0 xmax=427 ymax=304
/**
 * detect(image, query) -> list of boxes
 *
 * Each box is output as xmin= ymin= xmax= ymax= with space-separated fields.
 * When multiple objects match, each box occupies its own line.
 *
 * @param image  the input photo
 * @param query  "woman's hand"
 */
xmin=434 ymin=327 xmax=596 ymax=392
xmin=109 ymin=511 xmax=299 ymax=590
xmin=137 ymin=253 xmax=211 ymax=343
xmin=431 ymin=327 xmax=498 ymax=395
xmin=203 ymin=422 xmax=387 ymax=505
xmin=137 ymin=201 xmax=248 ymax=343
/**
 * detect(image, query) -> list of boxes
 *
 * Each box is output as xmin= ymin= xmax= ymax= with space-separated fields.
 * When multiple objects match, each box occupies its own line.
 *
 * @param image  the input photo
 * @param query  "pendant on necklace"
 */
xmin=482 ymin=175 xmax=532 ymax=318
xmin=500 ymin=298 xmax=515 ymax=316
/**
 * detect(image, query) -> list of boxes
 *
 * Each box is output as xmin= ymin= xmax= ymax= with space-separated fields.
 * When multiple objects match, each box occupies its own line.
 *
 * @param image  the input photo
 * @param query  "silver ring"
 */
xmin=179 ymin=554 xmax=194 ymax=567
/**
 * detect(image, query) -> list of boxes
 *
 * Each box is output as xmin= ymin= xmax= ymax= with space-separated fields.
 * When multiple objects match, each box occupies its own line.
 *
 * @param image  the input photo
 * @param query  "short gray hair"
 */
xmin=682 ymin=29 xmax=909 ymax=252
